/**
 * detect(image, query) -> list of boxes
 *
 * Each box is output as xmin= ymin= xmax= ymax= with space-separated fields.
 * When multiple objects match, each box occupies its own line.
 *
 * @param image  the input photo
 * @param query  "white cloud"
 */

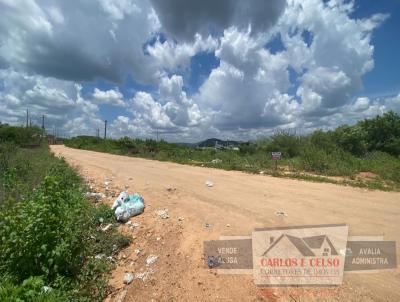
xmin=97 ymin=0 xmax=141 ymax=20
xmin=0 ymin=0 xmax=160 ymax=83
xmin=147 ymin=34 xmax=218 ymax=71
xmin=0 ymin=69 xmax=105 ymax=136
xmin=196 ymin=28 xmax=294 ymax=129
xmin=0 ymin=0 xmax=397 ymax=141
xmin=277 ymin=0 xmax=389 ymax=118
xmin=92 ymin=88 xmax=125 ymax=107
xmin=193 ymin=0 xmax=390 ymax=132
xmin=128 ymin=74 xmax=205 ymax=130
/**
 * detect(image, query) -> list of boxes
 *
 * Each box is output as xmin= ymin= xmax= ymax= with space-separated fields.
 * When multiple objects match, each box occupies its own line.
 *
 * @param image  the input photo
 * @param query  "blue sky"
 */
xmin=353 ymin=0 xmax=400 ymax=97
xmin=0 ymin=0 xmax=399 ymax=142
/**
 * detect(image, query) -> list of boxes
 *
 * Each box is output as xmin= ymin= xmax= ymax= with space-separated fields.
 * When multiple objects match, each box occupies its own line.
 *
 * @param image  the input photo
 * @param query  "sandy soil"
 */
xmin=51 ymin=145 xmax=400 ymax=302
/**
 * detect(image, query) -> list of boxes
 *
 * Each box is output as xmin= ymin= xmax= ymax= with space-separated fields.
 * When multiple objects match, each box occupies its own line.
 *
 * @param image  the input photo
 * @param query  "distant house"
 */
xmin=197 ymin=138 xmax=241 ymax=150
xmin=262 ymin=234 xmax=338 ymax=257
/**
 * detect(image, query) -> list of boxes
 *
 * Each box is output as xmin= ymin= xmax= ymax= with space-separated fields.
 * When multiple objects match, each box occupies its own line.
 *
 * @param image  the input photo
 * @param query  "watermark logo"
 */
xmin=252 ymin=224 xmax=348 ymax=286
xmin=204 ymin=224 xmax=397 ymax=287
xmin=345 ymin=240 xmax=397 ymax=272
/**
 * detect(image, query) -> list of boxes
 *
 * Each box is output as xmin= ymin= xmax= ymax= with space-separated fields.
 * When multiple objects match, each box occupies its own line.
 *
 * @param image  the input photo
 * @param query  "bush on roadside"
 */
xmin=298 ymin=144 xmax=360 ymax=176
xmin=0 ymin=174 xmax=91 ymax=282
xmin=0 ymin=276 xmax=66 ymax=302
xmin=0 ymin=145 xmax=131 ymax=301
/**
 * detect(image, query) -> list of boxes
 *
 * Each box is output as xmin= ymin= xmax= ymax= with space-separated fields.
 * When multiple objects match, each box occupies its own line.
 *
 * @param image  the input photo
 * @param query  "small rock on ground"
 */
xmin=146 ymin=255 xmax=158 ymax=265
xmin=123 ymin=273 xmax=134 ymax=285
xmin=155 ymin=209 xmax=169 ymax=219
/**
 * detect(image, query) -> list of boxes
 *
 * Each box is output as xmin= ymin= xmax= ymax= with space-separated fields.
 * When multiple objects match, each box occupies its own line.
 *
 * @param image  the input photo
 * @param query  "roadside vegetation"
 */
xmin=65 ymin=112 xmax=400 ymax=191
xmin=0 ymin=124 xmax=130 ymax=301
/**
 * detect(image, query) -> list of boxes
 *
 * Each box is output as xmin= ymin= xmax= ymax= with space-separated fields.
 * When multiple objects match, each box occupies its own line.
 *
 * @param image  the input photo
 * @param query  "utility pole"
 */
xmin=29 ymin=118 xmax=32 ymax=127
xmin=42 ymin=115 xmax=45 ymax=130
xmin=156 ymin=128 xmax=159 ymax=141
xmin=104 ymin=120 xmax=107 ymax=139
xmin=26 ymin=109 xmax=29 ymax=128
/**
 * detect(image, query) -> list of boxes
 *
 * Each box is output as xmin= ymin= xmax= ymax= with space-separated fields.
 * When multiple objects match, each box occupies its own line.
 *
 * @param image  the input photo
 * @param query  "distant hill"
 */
xmin=197 ymin=138 xmax=241 ymax=148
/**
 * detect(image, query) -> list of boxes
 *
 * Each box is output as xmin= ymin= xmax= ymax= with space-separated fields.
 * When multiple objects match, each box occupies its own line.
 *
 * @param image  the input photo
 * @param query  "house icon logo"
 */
xmin=263 ymin=234 xmax=338 ymax=257
xmin=254 ymin=224 xmax=348 ymax=285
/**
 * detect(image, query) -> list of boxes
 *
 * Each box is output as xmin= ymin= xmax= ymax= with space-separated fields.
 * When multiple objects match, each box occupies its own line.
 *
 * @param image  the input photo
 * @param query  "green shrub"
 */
xmin=0 ymin=124 xmax=43 ymax=147
xmin=93 ymin=204 xmax=115 ymax=224
xmin=332 ymin=125 xmax=367 ymax=156
xmin=0 ymin=175 xmax=91 ymax=282
xmin=360 ymin=111 xmax=400 ymax=156
xmin=0 ymin=276 xmax=65 ymax=302
xmin=0 ymin=144 xmax=57 ymax=203
xmin=0 ymin=128 xmax=135 ymax=301
xmin=361 ymin=152 xmax=400 ymax=183
xmin=261 ymin=131 xmax=305 ymax=158
xmin=299 ymin=144 xmax=360 ymax=176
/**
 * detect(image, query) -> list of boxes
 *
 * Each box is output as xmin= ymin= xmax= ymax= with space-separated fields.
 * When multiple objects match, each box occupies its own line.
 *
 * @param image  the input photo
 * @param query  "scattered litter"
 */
xmin=226 ymin=224 xmax=231 ymax=228
xmin=85 ymin=192 xmax=105 ymax=200
xmin=178 ymin=217 xmax=185 ymax=222
xmin=134 ymin=249 xmax=141 ymax=256
xmin=146 ymin=255 xmax=158 ymax=266
xmin=112 ymin=244 xmax=118 ymax=252
xmin=211 ymin=158 xmax=222 ymax=164
xmin=204 ymin=222 xmax=212 ymax=229
xmin=135 ymin=269 xmax=154 ymax=281
xmin=207 ymin=256 xmax=220 ymax=268
xmin=42 ymin=286 xmax=52 ymax=293
xmin=259 ymin=171 xmax=264 ymax=175
xmin=113 ymin=192 xmax=145 ymax=222
xmin=205 ymin=180 xmax=214 ymax=187
xmin=106 ymin=256 xmax=114 ymax=262
xmin=104 ymin=181 xmax=110 ymax=186
xmin=166 ymin=187 xmax=176 ymax=192
xmin=156 ymin=237 xmax=161 ymax=241
xmin=95 ymin=254 xmax=105 ymax=260
xmin=275 ymin=211 xmax=288 ymax=217
xmin=155 ymin=209 xmax=169 ymax=219
xmin=123 ymin=273 xmax=134 ymax=285
xmin=98 ymin=217 xmax=104 ymax=224
xmin=101 ymin=223 xmax=112 ymax=232
xmin=127 ymin=221 xmax=140 ymax=229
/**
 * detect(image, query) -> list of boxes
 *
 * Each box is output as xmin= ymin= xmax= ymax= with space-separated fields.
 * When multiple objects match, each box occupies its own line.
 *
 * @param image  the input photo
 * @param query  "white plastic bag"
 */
xmin=112 ymin=191 xmax=127 ymax=210
xmin=113 ymin=193 xmax=145 ymax=222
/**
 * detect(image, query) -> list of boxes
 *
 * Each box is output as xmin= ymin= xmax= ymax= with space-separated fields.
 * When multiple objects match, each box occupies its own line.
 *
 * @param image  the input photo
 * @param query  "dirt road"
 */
xmin=51 ymin=145 xmax=400 ymax=302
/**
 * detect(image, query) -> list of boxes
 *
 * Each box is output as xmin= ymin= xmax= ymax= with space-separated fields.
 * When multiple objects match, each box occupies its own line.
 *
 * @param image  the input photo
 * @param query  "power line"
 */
xmin=104 ymin=120 xmax=107 ymax=139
